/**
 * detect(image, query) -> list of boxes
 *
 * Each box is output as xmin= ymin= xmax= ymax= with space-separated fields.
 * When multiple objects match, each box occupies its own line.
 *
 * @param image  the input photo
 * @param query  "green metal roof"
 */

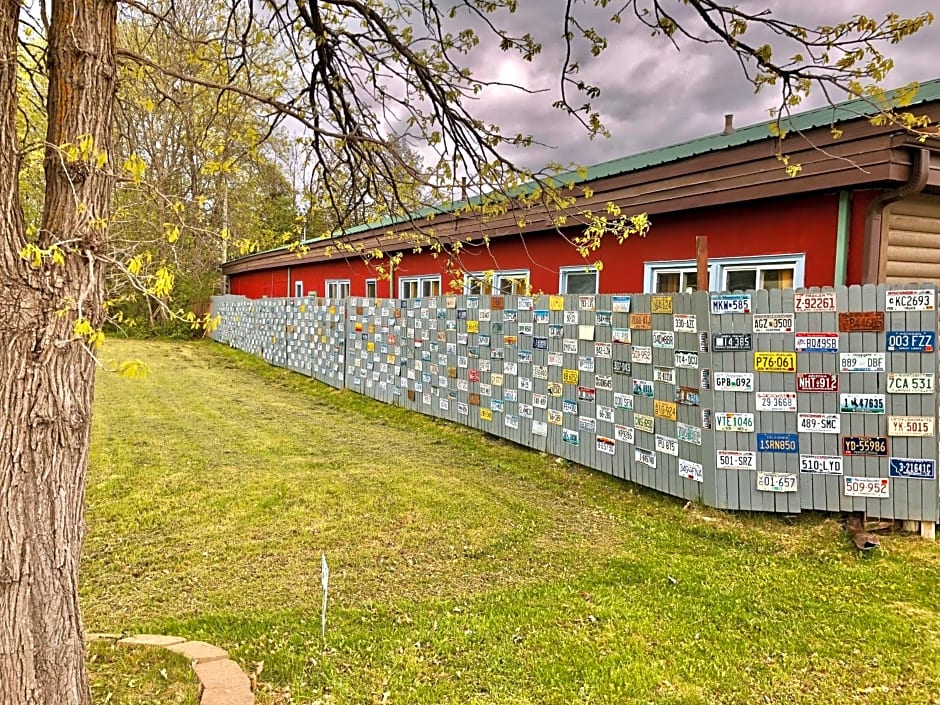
xmin=577 ymin=78 xmax=940 ymax=182
xmin=227 ymin=78 xmax=940 ymax=262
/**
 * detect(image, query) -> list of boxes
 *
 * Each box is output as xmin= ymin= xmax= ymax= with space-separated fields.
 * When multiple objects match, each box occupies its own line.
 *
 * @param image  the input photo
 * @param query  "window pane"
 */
xmin=366 ymin=280 xmax=377 ymax=298
xmin=682 ymin=272 xmax=698 ymax=292
xmin=726 ymin=269 xmax=757 ymax=291
xmin=498 ymin=276 xmax=528 ymax=295
xmin=655 ymin=272 xmax=681 ymax=293
xmin=423 ymin=278 xmax=441 ymax=297
xmin=761 ymin=267 xmax=794 ymax=289
xmin=562 ymin=271 xmax=597 ymax=294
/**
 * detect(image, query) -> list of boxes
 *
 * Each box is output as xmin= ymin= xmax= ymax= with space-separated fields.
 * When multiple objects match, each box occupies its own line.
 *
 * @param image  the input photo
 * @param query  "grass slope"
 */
xmin=84 ymin=339 xmax=940 ymax=704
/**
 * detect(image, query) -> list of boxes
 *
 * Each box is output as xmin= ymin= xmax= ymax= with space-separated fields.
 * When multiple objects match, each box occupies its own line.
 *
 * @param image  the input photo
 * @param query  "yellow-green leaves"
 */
xmin=74 ymin=317 xmax=106 ymax=349
xmin=123 ymin=153 xmax=147 ymax=184
xmin=20 ymin=243 xmax=66 ymax=269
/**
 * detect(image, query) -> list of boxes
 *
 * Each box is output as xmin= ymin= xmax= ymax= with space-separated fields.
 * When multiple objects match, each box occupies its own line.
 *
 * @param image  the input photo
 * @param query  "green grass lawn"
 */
xmin=87 ymin=640 xmax=200 ymax=705
xmin=83 ymin=339 xmax=940 ymax=704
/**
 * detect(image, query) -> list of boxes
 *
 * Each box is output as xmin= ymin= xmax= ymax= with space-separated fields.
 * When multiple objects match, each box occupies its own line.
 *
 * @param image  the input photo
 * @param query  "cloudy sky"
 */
xmin=452 ymin=0 xmax=939 ymax=171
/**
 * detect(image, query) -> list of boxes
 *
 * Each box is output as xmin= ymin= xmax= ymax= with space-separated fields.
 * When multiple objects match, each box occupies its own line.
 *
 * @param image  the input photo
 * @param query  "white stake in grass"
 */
xmin=321 ymin=553 xmax=330 ymax=645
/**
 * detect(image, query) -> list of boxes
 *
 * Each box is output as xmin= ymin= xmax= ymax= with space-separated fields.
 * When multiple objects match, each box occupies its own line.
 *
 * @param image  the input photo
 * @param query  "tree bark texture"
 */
xmin=1 ymin=2 xmax=116 ymax=704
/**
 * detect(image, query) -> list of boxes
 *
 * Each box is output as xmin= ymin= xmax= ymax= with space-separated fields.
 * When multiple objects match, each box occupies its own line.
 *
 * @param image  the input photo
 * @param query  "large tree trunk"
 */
xmin=0 ymin=2 xmax=116 ymax=704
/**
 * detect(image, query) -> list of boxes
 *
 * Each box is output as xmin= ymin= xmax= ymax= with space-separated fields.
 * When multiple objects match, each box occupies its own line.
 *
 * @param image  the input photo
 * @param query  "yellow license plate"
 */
xmin=754 ymin=352 xmax=796 ymax=372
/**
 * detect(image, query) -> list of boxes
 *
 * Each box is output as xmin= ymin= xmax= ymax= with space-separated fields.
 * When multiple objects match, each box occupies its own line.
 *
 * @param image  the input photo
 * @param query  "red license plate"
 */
xmin=796 ymin=372 xmax=838 ymax=392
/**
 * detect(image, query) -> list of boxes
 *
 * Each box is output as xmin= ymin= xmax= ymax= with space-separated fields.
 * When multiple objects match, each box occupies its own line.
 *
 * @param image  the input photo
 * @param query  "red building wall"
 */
xmin=229 ymin=192 xmax=849 ymax=297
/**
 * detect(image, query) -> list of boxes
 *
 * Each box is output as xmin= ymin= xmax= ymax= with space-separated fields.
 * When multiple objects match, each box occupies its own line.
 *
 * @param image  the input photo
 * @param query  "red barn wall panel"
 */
xmin=228 ymin=192 xmax=843 ymax=297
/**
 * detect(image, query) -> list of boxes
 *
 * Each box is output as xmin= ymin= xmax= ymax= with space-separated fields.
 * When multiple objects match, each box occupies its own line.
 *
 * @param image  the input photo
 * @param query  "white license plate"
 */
xmin=614 ymin=424 xmax=634 ymax=443
xmin=652 ymin=330 xmax=675 ymax=349
xmin=753 ymin=313 xmax=794 ymax=333
xmin=756 ymin=472 xmax=798 ymax=492
xmin=673 ymin=314 xmax=697 ymax=333
xmin=713 ymin=372 xmax=754 ymax=392
xmin=839 ymin=353 xmax=886 ymax=372
xmin=755 ymin=392 xmax=797 ymax=411
xmin=654 ymin=367 xmax=676 ymax=384
xmin=679 ymin=459 xmax=704 ymax=483
xmin=631 ymin=346 xmax=652 ymax=364
xmin=716 ymin=413 xmax=754 ymax=432
xmin=716 ymin=450 xmax=756 ymax=469
xmin=798 ymin=413 xmax=841 ymax=434
xmin=844 ymin=476 xmax=890 ymax=498
xmin=635 ymin=447 xmax=657 ymax=468
xmin=887 ymin=415 xmax=934 ymax=437
xmin=799 ymin=454 xmax=843 ymax=475
xmin=886 ymin=373 xmax=934 ymax=393
xmin=794 ymin=292 xmax=837 ymax=312
xmin=885 ymin=288 xmax=935 ymax=311
xmin=794 ymin=332 xmax=839 ymax=352
xmin=655 ymin=434 xmax=679 ymax=456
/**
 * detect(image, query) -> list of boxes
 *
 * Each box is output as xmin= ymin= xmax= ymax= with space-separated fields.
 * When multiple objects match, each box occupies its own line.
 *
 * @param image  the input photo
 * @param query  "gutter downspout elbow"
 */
xmin=862 ymin=147 xmax=930 ymax=283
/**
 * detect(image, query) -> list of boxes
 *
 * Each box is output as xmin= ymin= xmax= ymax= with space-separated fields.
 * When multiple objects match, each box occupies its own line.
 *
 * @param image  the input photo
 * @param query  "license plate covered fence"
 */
xmin=212 ymin=283 xmax=939 ymax=524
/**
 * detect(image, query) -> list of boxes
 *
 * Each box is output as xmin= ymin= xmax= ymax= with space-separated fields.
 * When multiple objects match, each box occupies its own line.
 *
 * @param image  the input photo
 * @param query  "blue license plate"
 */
xmin=889 ymin=457 xmax=936 ymax=479
xmin=886 ymin=331 xmax=935 ymax=352
xmin=757 ymin=433 xmax=799 ymax=453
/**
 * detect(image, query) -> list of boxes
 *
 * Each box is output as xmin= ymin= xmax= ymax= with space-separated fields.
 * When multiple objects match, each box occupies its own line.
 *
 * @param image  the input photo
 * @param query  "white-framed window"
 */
xmin=325 ymin=279 xmax=351 ymax=299
xmin=464 ymin=269 xmax=530 ymax=295
xmin=399 ymin=275 xmax=441 ymax=298
xmin=644 ymin=254 xmax=805 ymax=293
xmin=559 ymin=266 xmax=599 ymax=295
xmin=365 ymin=278 xmax=378 ymax=298
xmin=293 ymin=280 xmax=304 ymax=298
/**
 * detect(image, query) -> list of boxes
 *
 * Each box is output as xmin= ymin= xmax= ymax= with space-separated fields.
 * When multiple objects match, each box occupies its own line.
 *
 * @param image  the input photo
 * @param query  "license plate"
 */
xmin=596 ymin=436 xmax=616 ymax=455
xmin=653 ymin=330 xmax=675 ymax=348
xmin=795 ymin=332 xmax=839 ymax=352
xmin=635 ymin=447 xmax=656 ymax=468
xmin=887 ymin=415 xmax=934 ymax=437
xmin=794 ymin=292 xmax=837 ymax=312
xmin=838 ymin=311 xmax=885 ymax=332
xmin=754 ymin=352 xmax=796 ymax=372
xmin=887 ymin=372 xmax=934 ymax=393
xmin=844 ymin=476 xmax=890 ymax=498
xmin=886 ymin=288 xmax=935 ymax=311
xmin=655 ymin=434 xmax=679 ymax=456
xmin=799 ymin=454 xmax=843 ymax=475
xmin=612 ymin=295 xmax=632 ymax=313
xmin=634 ymin=414 xmax=655 ymax=433
xmin=713 ymin=372 xmax=754 ymax=392
xmin=630 ymin=313 xmax=652 ymax=330
xmin=678 ymin=459 xmax=704 ymax=482
xmin=716 ymin=412 xmax=754 ymax=432
xmin=633 ymin=379 xmax=654 ymax=397
xmin=716 ymin=449 xmax=756 ymax=469
xmin=651 ymin=296 xmax=673 ymax=314
xmin=755 ymin=392 xmax=798 ymax=411
xmin=654 ymin=400 xmax=677 ymax=421
xmin=756 ymin=472 xmax=798 ymax=493
xmin=840 ymin=352 xmax=885 ymax=372
xmin=796 ymin=373 xmax=838 ymax=392
xmin=798 ymin=413 xmax=840 ymax=434
xmin=839 ymin=393 xmax=885 ymax=414
xmin=613 ymin=360 xmax=631 ymax=375
xmin=615 ymin=424 xmax=634 ymax=443
xmin=673 ymin=314 xmax=697 ymax=333
xmin=631 ymin=346 xmax=652 ymax=364
xmin=889 ymin=457 xmax=936 ymax=479
xmin=886 ymin=330 xmax=935 ymax=352
xmin=712 ymin=333 xmax=752 ymax=351
xmin=676 ymin=386 xmax=700 ymax=406
xmin=757 ymin=433 xmax=799 ymax=453
xmin=841 ymin=436 xmax=888 ymax=456
xmin=753 ymin=313 xmax=794 ymax=333
xmin=654 ymin=367 xmax=676 ymax=384
xmin=710 ymin=294 xmax=751 ymax=314
xmin=674 ymin=350 xmax=699 ymax=369
xmin=677 ymin=422 xmax=702 ymax=445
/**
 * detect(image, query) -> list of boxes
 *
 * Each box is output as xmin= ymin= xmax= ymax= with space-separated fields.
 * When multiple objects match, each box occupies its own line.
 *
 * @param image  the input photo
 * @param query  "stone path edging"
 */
xmin=88 ymin=633 xmax=254 ymax=705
